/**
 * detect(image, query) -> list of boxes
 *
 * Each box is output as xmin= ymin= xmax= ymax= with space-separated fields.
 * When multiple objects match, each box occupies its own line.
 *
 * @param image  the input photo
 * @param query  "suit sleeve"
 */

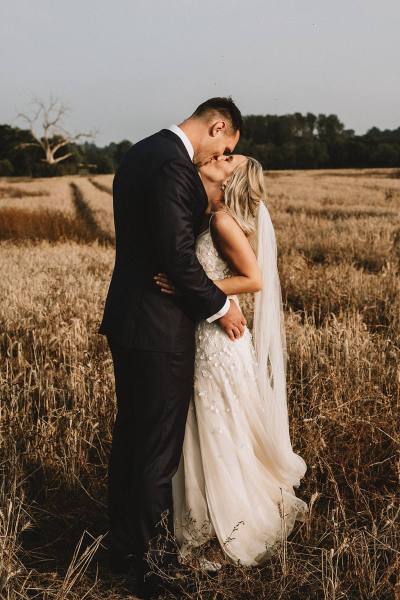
xmin=152 ymin=158 xmax=227 ymax=321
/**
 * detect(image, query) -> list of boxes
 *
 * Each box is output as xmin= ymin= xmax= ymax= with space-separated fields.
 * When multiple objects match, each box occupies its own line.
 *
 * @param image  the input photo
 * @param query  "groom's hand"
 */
xmin=217 ymin=300 xmax=246 ymax=341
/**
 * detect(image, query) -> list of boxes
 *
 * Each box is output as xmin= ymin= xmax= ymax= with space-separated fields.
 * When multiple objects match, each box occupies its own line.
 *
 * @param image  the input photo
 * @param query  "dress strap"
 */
xmin=208 ymin=209 xmax=227 ymax=236
xmin=208 ymin=212 xmax=216 ymax=235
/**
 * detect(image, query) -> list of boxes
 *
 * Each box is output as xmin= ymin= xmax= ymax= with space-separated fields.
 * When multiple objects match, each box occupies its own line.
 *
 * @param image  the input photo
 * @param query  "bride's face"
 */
xmin=198 ymin=154 xmax=248 ymax=186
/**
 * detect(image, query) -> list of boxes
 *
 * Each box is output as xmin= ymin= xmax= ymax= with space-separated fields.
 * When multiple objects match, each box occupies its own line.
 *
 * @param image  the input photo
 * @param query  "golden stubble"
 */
xmin=0 ymin=169 xmax=399 ymax=599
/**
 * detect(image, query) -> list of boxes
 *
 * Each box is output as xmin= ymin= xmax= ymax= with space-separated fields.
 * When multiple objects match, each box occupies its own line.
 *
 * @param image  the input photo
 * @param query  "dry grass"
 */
xmin=0 ymin=208 xmax=99 ymax=243
xmin=0 ymin=185 xmax=49 ymax=198
xmin=73 ymin=179 xmax=114 ymax=239
xmin=0 ymin=168 xmax=399 ymax=600
xmin=89 ymin=177 xmax=112 ymax=195
xmin=0 ymin=177 xmax=78 ymax=215
xmin=0 ymin=176 xmax=115 ymax=245
xmin=70 ymin=182 xmax=114 ymax=244
xmin=90 ymin=174 xmax=113 ymax=190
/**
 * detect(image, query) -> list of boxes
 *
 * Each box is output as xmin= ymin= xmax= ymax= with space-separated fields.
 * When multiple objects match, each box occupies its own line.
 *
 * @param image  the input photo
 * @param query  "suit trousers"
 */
xmin=106 ymin=335 xmax=195 ymax=573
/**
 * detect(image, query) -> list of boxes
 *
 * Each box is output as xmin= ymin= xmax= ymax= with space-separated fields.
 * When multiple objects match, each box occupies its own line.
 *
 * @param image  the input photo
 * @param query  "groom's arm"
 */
xmin=152 ymin=158 xmax=228 ymax=321
xmin=206 ymin=297 xmax=230 ymax=323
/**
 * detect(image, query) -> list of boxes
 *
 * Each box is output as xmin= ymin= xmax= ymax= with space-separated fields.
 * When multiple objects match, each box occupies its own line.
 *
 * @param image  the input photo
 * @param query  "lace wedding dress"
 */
xmin=172 ymin=216 xmax=307 ymax=567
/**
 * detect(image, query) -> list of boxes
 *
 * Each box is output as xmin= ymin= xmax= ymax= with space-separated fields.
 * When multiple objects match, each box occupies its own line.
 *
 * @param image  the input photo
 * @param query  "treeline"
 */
xmin=1 ymin=113 xmax=399 ymax=177
xmin=236 ymin=113 xmax=400 ymax=169
xmin=0 ymin=124 xmax=132 ymax=177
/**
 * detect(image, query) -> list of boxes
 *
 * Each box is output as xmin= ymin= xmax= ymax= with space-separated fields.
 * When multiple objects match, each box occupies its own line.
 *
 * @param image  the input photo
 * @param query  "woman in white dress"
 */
xmin=154 ymin=155 xmax=307 ymax=567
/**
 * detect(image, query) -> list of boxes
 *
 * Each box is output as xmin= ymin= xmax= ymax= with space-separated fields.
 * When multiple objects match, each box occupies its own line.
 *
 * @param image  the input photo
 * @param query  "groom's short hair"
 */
xmin=191 ymin=97 xmax=243 ymax=133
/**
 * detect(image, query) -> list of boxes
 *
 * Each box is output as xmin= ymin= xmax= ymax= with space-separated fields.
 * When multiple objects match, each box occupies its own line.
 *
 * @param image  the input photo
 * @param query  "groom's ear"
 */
xmin=209 ymin=120 xmax=227 ymax=138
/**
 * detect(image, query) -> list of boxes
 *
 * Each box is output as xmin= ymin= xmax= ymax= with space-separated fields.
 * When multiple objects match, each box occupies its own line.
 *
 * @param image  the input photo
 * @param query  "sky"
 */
xmin=1 ymin=0 xmax=399 ymax=146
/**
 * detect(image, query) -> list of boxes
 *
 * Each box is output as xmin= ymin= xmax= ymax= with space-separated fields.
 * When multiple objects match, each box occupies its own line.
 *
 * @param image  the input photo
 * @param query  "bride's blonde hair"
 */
xmin=222 ymin=157 xmax=265 ymax=242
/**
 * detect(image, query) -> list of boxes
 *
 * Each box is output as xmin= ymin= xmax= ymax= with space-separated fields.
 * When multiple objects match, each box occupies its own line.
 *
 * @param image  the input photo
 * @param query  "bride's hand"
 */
xmin=153 ymin=272 xmax=181 ymax=295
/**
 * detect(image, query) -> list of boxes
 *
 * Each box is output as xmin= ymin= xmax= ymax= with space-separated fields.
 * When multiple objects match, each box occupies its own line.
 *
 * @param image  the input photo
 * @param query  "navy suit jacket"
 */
xmin=98 ymin=129 xmax=227 ymax=351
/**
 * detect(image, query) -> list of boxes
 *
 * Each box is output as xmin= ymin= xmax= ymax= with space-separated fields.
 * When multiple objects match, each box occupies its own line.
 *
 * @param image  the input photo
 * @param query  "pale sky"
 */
xmin=2 ymin=0 xmax=399 ymax=145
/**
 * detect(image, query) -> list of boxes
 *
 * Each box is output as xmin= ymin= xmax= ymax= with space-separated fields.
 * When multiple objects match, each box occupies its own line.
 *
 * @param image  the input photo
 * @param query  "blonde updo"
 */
xmin=222 ymin=156 xmax=265 ymax=238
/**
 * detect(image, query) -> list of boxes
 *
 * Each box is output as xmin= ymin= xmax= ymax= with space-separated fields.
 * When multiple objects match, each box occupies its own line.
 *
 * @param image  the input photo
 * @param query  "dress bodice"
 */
xmin=195 ymin=228 xmax=232 ymax=281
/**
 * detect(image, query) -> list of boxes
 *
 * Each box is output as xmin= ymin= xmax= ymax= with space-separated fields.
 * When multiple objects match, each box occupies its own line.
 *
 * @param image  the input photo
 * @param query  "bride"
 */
xmin=154 ymin=155 xmax=307 ymax=567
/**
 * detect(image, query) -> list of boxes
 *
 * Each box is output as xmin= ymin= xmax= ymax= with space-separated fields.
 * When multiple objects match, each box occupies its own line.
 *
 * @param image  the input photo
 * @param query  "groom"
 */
xmin=99 ymin=97 xmax=245 ymax=596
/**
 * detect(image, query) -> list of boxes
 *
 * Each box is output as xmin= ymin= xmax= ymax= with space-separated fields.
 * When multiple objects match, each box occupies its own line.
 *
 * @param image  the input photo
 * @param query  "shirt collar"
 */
xmin=167 ymin=124 xmax=194 ymax=161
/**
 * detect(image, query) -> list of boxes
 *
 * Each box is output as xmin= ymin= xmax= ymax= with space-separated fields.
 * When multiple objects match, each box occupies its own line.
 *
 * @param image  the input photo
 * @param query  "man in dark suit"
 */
xmin=99 ymin=97 xmax=246 ymax=597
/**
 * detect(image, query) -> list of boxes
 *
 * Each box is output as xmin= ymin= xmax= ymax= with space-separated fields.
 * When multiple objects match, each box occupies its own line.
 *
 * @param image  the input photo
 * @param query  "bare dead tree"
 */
xmin=17 ymin=96 xmax=96 ymax=165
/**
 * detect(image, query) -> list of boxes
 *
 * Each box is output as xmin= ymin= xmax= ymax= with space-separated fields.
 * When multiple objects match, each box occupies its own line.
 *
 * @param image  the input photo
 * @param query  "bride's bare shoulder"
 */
xmin=210 ymin=210 xmax=246 ymax=241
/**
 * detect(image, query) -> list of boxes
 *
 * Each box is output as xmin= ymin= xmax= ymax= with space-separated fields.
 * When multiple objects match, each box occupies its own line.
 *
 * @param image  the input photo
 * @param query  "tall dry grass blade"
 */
xmin=54 ymin=531 xmax=105 ymax=600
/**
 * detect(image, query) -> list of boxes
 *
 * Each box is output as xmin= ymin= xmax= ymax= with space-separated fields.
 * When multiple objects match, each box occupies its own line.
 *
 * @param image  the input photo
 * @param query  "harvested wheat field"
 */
xmin=1 ymin=169 xmax=399 ymax=599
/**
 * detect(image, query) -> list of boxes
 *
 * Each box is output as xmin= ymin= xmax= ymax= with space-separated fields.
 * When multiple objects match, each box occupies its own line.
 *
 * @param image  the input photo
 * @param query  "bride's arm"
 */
xmin=209 ymin=211 xmax=262 ymax=295
xmin=154 ymin=211 xmax=262 ymax=296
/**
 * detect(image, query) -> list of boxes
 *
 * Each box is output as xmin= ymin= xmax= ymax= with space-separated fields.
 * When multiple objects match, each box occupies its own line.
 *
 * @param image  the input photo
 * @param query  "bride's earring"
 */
xmin=221 ymin=176 xmax=231 ymax=192
xmin=221 ymin=178 xmax=230 ymax=192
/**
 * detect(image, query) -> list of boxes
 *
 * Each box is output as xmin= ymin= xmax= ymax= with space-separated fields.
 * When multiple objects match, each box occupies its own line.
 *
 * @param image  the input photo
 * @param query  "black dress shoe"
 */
xmin=132 ymin=560 xmax=187 ymax=599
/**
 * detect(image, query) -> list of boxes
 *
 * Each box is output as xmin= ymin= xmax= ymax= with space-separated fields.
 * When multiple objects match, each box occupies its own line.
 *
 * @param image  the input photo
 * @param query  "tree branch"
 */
xmin=16 ymin=96 xmax=96 ymax=166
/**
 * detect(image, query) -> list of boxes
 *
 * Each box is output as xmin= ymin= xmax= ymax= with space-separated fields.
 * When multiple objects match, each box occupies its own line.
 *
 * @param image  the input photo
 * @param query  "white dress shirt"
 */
xmin=167 ymin=125 xmax=230 ymax=323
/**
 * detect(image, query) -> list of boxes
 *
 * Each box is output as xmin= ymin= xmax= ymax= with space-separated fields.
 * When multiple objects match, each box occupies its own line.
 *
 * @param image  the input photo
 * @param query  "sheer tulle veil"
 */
xmin=253 ymin=201 xmax=307 ymax=488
